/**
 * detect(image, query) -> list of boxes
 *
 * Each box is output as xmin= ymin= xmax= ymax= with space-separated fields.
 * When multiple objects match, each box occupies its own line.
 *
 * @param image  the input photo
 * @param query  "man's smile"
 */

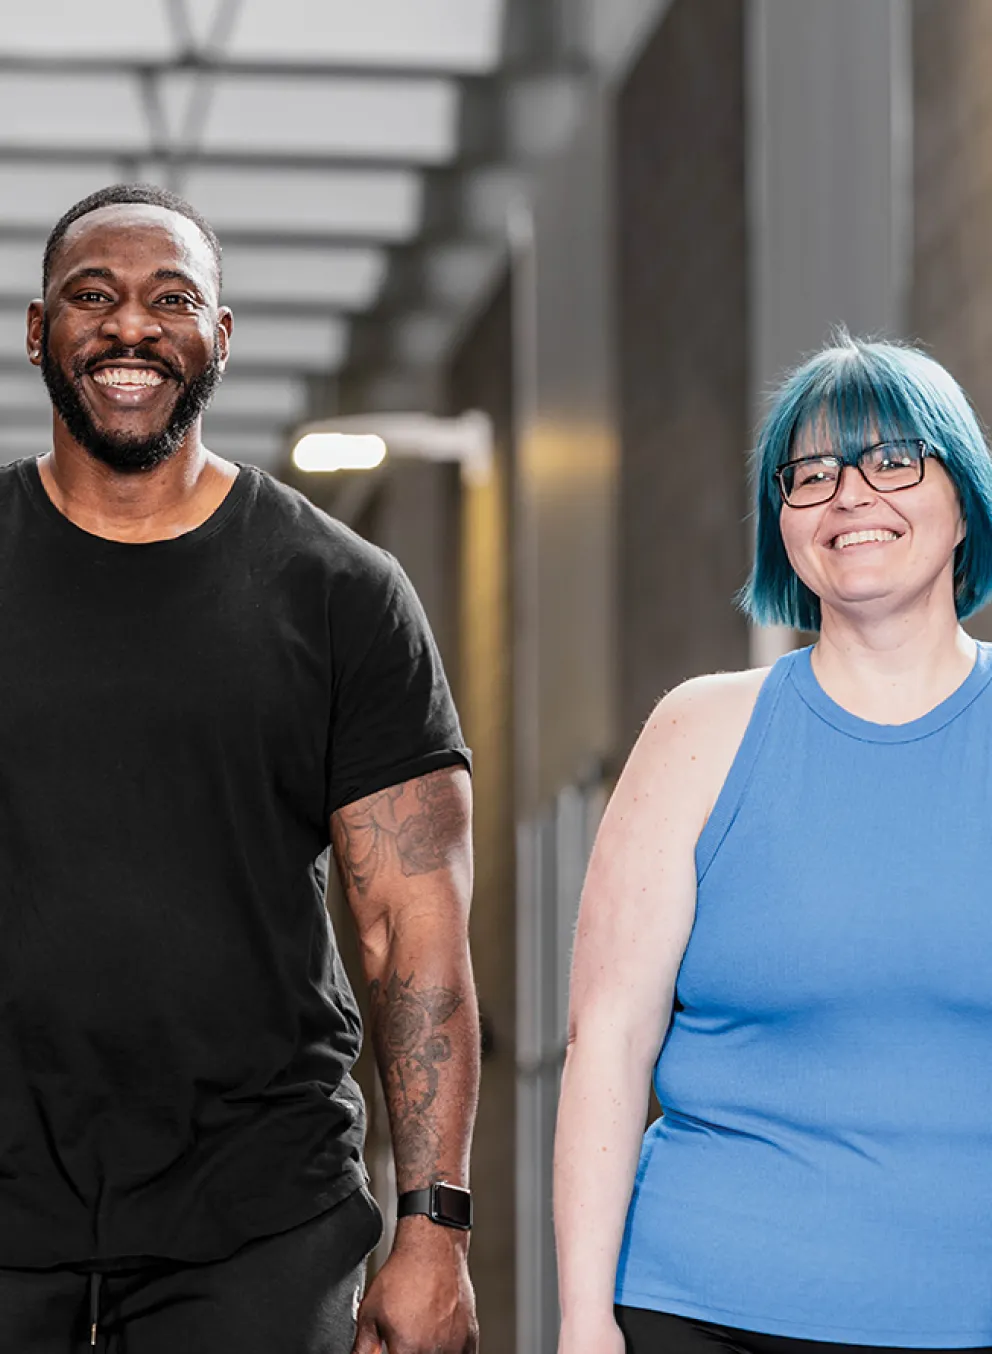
xmin=83 ymin=360 xmax=175 ymax=408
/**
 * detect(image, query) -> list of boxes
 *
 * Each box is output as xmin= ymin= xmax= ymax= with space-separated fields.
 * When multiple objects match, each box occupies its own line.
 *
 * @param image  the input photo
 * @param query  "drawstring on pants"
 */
xmin=88 ymin=1272 xmax=102 ymax=1347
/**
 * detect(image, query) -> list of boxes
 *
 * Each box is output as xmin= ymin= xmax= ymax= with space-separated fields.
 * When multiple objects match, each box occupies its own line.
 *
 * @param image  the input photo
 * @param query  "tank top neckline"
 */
xmin=789 ymin=641 xmax=992 ymax=743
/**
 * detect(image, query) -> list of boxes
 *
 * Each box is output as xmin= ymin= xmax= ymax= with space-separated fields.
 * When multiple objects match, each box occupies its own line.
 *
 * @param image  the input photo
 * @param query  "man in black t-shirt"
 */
xmin=0 ymin=183 xmax=479 ymax=1353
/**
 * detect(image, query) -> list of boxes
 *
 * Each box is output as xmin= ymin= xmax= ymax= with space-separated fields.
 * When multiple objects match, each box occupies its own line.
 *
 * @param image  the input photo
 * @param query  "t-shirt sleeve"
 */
xmin=326 ymin=553 xmax=472 ymax=817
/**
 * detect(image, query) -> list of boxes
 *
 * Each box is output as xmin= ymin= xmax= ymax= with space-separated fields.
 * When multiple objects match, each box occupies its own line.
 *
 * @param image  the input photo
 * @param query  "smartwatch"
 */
xmin=396 ymin=1181 xmax=473 ymax=1231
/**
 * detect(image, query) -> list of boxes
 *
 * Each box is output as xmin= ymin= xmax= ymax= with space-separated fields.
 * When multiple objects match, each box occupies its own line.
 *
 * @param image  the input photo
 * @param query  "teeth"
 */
xmin=92 ymin=367 xmax=164 ymax=388
xmin=833 ymin=528 xmax=899 ymax=549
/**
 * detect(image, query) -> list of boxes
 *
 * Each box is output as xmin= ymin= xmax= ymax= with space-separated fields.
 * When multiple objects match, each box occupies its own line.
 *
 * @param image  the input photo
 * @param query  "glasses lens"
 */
xmin=780 ymin=457 xmax=841 ymax=505
xmin=860 ymin=440 xmax=924 ymax=491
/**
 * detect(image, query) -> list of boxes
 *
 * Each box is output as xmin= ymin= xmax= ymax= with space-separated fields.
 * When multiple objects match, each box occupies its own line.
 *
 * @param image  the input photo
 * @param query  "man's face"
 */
xmin=28 ymin=204 xmax=232 ymax=473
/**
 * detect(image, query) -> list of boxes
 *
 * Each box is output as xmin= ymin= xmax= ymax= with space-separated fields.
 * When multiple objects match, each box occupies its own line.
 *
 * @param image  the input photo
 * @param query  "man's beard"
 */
xmin=40 ymin=323 xmax=223 ymax=474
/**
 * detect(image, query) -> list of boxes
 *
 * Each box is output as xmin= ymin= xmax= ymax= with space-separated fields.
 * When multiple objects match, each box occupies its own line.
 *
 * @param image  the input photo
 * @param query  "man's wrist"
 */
xmin=397 ymin=1181 xmax=473 ymax=1231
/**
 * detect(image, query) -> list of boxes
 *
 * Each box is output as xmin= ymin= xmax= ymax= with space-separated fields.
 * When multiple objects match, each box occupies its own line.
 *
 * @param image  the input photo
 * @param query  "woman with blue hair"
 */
xmin=554 ymin=334 xmax=992 ymax=1354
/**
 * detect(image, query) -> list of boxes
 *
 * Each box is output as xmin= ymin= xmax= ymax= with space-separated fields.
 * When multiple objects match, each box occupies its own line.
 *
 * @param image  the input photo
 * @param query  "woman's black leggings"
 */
xmin=615 ymin=1306 xmax=992 ymax=1354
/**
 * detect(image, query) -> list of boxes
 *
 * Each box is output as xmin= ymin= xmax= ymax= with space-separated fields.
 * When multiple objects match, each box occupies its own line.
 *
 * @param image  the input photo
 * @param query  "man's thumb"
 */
xmin=350 ymin=1312 xmax=383 ymax=1354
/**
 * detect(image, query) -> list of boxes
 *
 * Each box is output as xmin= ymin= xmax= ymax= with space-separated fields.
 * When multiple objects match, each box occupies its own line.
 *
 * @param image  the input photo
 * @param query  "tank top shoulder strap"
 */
xmin=695 ymin=648 xmax=805 ymax=882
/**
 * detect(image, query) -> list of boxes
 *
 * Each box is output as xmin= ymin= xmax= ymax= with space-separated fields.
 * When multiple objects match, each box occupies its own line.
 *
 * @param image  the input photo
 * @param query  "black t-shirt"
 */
xmin=0 ymin=458 xmax=470 ymax=1267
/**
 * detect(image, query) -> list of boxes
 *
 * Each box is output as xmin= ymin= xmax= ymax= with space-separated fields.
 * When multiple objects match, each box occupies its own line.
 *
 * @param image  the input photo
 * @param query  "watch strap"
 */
xmin=396 ymin=1187 xmax=433 ymax=1218
xmin=396 ymin=1182 xmax=473 ymax=1230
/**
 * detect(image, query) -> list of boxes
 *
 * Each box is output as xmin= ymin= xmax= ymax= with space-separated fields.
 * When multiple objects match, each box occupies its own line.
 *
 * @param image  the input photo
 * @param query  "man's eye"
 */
xmin=76 ymin=290 xmax=110 ymax=302
xmin=159 ymin=294 xmax=195 ymax=307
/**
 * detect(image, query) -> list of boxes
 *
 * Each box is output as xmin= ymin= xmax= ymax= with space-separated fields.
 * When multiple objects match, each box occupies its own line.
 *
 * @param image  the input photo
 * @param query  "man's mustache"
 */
xmin=74 ymin=347 xmax=183 ymax=384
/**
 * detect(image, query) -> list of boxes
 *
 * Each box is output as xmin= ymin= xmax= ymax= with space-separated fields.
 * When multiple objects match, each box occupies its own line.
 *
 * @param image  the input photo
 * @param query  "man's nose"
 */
xmin=99 ymin=302 xmax=163 ymax=348
xmin=834 ymin=462 xmax=876 ymax=508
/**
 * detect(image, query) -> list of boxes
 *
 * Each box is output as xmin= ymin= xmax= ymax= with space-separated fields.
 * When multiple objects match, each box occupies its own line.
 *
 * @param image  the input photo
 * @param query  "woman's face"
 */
xmin=777 ymin=424 xmax=967 ymax=621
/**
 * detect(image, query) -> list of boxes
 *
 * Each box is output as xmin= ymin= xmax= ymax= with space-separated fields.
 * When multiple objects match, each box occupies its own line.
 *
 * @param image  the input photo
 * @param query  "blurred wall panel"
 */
xmin=912 ymin=0 xmax=992 ymax=641
xmin=513 ymin=88 xmax=619 ymax=816
xmin=447 ymin=271 xmax=516 ymax=1354
xmin=617 ymin=0 xmax=750 ymax=752
xmin=747 ymin=0 xmax=912 ymax=659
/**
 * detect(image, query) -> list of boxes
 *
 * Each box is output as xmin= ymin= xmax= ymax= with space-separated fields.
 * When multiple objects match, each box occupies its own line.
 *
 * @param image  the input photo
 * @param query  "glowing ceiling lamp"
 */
xmin=292 ymin=432 xmax=386 ymax=473
xmin=290 ymin=411 xmax=492 ymax=485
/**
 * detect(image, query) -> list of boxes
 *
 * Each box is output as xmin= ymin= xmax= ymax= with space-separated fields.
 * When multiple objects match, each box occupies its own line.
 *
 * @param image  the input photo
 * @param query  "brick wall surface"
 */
xmin=616 ymin=0 xmax=751 ymax=752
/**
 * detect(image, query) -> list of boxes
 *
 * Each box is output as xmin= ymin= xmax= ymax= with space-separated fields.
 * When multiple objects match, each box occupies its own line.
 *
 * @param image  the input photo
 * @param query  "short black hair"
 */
xmin=43 ymin=183 xmax=223 ymax=296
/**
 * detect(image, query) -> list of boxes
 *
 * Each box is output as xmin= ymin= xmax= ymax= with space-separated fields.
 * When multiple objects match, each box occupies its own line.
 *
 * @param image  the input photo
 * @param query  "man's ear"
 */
xmin=26 ymin=300 xmax=44 ymax=366
xmin=216 ymin=308 xmax=233 ymax=370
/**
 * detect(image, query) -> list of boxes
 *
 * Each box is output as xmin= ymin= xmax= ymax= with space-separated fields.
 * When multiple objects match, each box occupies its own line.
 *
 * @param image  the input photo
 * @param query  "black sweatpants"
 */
xmin=615 ymin=1306 xmax=992 ymax=1354
xmin=0 ymin=1186 xmax=382 ymax=1354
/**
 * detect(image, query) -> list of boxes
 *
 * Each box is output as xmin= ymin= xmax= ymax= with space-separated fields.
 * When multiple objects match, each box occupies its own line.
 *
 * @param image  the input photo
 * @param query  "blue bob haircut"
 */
xmin=740 ymin=333 xmax=992 ymax=630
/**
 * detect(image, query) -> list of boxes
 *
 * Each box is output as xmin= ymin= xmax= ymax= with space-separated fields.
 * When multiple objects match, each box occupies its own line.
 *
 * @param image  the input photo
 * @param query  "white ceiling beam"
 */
xmin=174 ymin=166 xmax=424 ymax=240
xmin=187 ymin=76 xmax=461 ymax=162
xmin=0 ymin=74 xmax=151 ymax=152
xmin=0 ymin=165 xmax=127 ymax=229
xmin=219 ymin=244 xmax=386 ymax=308
xmin=207 ymin=375 xmax=309 ymax=421
xmin=0 ymin=71 xmax=460 ymax=163
xmin=0 ymin=242 xmax=42 ymax=296
xmin=0 ymin=371 xmax=48 ymax=411
xmin=0 ymin=4 xmax=176 ymax=60
xmin=0 ymin=163 xmax=425 ymax=244
xmin=226 ymin=0 xmax=503 ymax=72
xmin=226 ymin=314 xmax=348 ymax=370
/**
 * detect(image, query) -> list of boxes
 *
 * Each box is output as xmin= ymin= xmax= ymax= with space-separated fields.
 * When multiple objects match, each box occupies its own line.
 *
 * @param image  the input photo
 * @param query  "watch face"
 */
xmin=433 ymin=1183 xmax=473 ymax=1229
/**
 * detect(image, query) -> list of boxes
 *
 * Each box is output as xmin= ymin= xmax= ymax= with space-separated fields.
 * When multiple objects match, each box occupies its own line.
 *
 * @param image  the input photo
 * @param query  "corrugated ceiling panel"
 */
xmin=207 ymin=376 xmax=309 ymax=421
xmin=0 ymin=244 xmax=44 ymax=296
xmin=0 ymin=2 xmax=175 ymax=58
xmin=0 ymin=74 xmax=150 ymax=150
xmin=0 ymin=426 xmax=50 ymax=465
xmin=180 ymin=166 xmax=423 ymax=238
xmin=0 ymin=312 xmax=31 ymax=360
xmin=228 ymin=0 xmax=503 ymax=71
xmin=227 ymin=314 xmax=348 ymax=369
xmin=220 ymin=245 xmax=386 ymax=307
xmin=0 ymin=165 xmax=129 ymax=229
xmin=197 ymin=77 xmax=460 ymax=162
xmin=0 ymin=372 xmax=48 ymax=411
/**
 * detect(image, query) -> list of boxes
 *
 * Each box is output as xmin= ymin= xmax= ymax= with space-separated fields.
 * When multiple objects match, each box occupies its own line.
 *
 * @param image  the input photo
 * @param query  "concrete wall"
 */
xmin=912 ymin=0 xmax=992 ymax=639
xmin=616 ymin=0 xmax=750 ymax=752
xmin=512 ymin=87 xmax=619 ymax=815
xmin=446 ymin=273 xmax=518 ymax=1354
xmin=747 ymin=0 xmax=912 ymax=659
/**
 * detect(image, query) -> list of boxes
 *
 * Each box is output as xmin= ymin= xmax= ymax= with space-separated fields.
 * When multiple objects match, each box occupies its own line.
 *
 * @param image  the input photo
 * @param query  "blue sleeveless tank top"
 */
xmin=615 ymin=643 xmax=992 ymax=1346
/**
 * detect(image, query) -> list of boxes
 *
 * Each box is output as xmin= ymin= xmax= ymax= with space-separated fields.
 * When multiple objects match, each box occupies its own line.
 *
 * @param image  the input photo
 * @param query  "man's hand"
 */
xmin=351 ymin=1221 xmax=478 ymax=1354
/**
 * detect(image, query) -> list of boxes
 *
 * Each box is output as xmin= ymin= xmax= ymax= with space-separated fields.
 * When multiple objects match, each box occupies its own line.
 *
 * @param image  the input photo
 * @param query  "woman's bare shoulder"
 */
xmin=635 ymin=667 xmax=772 ymax=814
xmin=647 ymin=666 xmax=771 ymax=735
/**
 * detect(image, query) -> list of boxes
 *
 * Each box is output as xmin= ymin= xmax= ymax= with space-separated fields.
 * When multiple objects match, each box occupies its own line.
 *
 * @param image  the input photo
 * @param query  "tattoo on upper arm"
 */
xmin=370 ymin=970 xmax=463 ymax=1185
xmin=332 ymin=770 xmax=465 ymax=897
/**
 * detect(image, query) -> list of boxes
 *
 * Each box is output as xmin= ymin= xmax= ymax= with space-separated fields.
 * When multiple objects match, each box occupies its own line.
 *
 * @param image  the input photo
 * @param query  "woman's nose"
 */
xmin=834 ymin=462 xmax=876 ymax=508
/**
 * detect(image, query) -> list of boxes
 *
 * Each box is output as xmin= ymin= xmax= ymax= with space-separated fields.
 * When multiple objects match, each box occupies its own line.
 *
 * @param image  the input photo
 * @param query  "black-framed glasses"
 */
xmin=773 ymin=439 xmax=941 ymax=508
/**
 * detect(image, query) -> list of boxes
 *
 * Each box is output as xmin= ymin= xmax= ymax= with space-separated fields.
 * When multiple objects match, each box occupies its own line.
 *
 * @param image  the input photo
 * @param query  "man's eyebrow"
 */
xmin=59 ymin=266 xmax=207 ymax=292
xmin=152 ymin=268 xmax=204 ymax=290
xmin=61 ymin=266 xmax=114 ymax=287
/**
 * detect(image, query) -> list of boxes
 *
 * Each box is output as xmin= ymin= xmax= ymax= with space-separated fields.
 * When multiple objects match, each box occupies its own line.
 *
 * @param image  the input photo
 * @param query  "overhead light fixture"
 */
xmin=292 ymin=433 xmax=387 ymax=473
xmin=291 ymin=411 xmax=493 ymax=486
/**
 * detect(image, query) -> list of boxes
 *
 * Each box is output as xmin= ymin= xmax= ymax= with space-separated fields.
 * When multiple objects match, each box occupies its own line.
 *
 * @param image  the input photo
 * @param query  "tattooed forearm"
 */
xmin=370 ymin=970 xmax=464 ymax=1187
xmin=332 ymin=768 xmax=467 ymax=897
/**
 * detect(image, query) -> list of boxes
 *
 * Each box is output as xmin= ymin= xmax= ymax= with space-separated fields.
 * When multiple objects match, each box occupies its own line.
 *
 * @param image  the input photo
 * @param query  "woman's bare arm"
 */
xmin=554 ymin=670 xmax=766 ymax=1351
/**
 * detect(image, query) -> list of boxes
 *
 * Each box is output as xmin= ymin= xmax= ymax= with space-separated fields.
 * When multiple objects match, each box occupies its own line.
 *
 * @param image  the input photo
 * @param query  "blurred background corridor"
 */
xmin=0 ymin=0 xmax=987 ymax=1348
